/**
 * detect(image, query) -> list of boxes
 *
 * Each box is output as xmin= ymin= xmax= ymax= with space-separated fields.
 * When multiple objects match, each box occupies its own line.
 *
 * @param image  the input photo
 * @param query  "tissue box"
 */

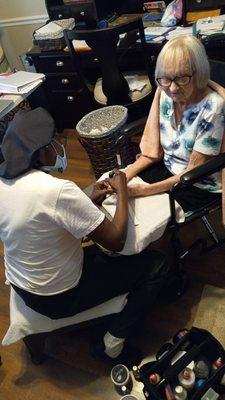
xmin=33 ymin=18 xmax=75 ymax=51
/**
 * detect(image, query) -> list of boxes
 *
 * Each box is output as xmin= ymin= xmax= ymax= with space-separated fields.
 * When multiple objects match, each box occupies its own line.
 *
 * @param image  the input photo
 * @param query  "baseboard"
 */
xmin=0 ymin=15 xmax=48 ymax=28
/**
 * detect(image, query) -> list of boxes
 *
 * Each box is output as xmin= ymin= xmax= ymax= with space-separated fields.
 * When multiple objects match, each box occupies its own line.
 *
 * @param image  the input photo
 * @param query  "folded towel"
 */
xmin=99 ymin=173 xmax=184 ymax=255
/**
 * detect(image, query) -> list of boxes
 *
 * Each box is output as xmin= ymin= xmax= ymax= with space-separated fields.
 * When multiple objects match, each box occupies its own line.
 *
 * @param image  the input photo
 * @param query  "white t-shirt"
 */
xmin=160 ymin=91 xmax=225 ymax=192
xmin=0 ymin=170 xmax=105 ymax=295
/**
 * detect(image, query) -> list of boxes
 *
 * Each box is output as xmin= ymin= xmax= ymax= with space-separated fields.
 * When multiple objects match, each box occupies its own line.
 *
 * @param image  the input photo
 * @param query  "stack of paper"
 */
xmin=0 ymin=71 xmax=45 ymax=94
xmin=197 ymin=20 xmax=225 ymax=35
xmin=166 ymin=26 xmax=193 ymax=40
xmin=137 ymin=26 xmax=174 ymax=43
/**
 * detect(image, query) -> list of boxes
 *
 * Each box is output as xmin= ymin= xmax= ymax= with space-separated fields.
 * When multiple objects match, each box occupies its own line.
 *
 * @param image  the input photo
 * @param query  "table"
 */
xmin=0 ymin=80 xmax=44 ymax=119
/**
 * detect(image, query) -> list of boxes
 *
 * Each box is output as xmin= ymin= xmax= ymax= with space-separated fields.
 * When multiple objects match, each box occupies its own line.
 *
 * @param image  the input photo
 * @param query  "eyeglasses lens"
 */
xmin=157 ymin=76 xmax=191 ymax=87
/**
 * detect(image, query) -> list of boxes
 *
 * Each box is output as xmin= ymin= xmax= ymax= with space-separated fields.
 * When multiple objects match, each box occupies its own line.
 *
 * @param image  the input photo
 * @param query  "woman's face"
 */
xmin=158 ymin=60 xmax=196 ymax=104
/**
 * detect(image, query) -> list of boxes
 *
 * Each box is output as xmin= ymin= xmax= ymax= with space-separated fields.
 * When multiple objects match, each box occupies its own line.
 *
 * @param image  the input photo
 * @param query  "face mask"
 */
xmin=41 ymin=140 xmax=67 ymax=173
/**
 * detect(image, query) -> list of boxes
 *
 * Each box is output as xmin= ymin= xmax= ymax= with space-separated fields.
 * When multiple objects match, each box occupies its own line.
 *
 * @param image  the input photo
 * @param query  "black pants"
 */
xmin=12 ymin=246 xmax=169 ymax=339
xmin=138 ymin=161 xmax=221 ymax=212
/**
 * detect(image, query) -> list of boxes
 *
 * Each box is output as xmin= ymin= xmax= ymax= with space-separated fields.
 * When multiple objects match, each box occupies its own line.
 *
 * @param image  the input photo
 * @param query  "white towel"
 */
xmin=99 ymin=174 xmax=184 ymax=255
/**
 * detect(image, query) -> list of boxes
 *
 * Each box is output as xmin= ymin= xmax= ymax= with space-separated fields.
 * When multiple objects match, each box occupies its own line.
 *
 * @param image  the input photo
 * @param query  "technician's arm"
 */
xmin=88 ymin=170 xmax=128 ymax=252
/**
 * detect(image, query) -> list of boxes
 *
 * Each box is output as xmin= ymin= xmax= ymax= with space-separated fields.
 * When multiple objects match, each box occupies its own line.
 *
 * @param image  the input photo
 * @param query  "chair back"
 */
xmin=209 ymin=59 xmax=225 ymax=87
xmin=64 ymin=18 xmax=152 ymax=106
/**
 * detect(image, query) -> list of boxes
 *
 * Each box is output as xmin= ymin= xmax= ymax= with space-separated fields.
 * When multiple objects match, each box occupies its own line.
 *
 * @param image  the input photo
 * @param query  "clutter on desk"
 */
xmin=196 ymin=14 xmax=225 ymax=36
xmin=33 ymin=18 xmax=75 ymax=51
xmin=131 ymin=327 xmax=225 ymax=400
xmin=165 ymin=26 xmax=193 ymax=40
xmin=137 ymin=26 xmax=174 ymax=43
xmin=143 ymin=2 xmax=166 ymax=14
xmin=142 ymin=13 xmax=163 ymax=22
xmin=0 ymin=71 xmax=45 ymax=94
xmin=161 ymin=0 xmax=182 ymax=27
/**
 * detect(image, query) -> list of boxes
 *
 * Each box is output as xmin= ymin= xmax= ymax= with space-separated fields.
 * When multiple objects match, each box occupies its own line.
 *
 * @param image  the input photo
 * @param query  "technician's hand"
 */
xmin=90 ymin=181 xmax=111 ymax=205
xmin=105 ymin=169 xmax=127 ymax=195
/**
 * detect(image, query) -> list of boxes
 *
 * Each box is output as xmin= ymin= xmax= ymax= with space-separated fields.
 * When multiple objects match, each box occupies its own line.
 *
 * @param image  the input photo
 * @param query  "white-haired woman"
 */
xmin=125 ymin=35 xmax=225 ymax=211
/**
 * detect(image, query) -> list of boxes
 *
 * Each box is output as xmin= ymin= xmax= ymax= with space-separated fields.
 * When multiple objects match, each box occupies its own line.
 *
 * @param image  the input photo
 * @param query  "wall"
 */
xmin=0 ymin=0 xmax=48 ymax=70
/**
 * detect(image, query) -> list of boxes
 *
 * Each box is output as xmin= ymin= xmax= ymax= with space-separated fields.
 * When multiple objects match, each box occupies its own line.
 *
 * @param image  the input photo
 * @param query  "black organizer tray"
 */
xmin=139 ymin=327 xmax=225 ymax=400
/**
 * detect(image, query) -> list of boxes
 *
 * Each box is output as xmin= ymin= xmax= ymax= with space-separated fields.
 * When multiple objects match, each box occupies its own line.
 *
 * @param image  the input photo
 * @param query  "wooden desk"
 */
xmin=25 ymin=21 xmax=225 ymax=131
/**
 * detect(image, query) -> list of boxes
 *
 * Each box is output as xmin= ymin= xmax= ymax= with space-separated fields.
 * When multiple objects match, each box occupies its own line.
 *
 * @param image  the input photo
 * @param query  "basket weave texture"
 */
xmin=76 ymin=106 xmax=135 ymax=179
xmin=33 ymin=18 xmax=75 ymax=52
xmin=34 ymin=37 xmax=66 ymax=51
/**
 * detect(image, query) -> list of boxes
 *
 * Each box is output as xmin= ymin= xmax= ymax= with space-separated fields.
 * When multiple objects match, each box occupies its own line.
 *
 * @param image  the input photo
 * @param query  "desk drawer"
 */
xmin=48 ymin=89 xmax=94 ymax=128
xmin=45 ymin=73 xmax=81 ymax=91
xmin=34 ymin=54 xmax=73 ymax=73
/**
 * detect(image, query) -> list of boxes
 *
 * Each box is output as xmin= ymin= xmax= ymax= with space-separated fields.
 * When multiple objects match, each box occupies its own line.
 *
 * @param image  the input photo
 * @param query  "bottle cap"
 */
xmin=183 ymin=369 xmax=190 ymax=380
xmin=149 ymin=373 xmax=160 ymax=384
xmin=214 ymin=357 xmax=222 ymax=368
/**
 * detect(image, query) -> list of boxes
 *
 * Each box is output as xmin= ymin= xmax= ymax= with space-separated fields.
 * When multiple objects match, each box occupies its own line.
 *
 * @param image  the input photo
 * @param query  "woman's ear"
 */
xmin=38 ymin=144 xmax=56 ymax=166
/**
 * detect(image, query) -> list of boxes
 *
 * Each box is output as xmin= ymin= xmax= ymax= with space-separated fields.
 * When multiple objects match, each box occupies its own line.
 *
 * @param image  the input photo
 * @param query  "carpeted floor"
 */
xmin=193 ymin=284 xmax=225 ymax=348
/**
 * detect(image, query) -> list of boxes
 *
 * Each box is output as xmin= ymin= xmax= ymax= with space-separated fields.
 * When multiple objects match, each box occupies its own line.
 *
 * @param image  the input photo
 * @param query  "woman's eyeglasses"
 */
xmin=156 ymin=75 xmax=193 ymax=88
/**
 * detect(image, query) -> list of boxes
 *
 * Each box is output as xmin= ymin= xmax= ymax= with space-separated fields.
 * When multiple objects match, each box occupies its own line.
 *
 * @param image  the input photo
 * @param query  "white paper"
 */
xmin=144 ymin=26 xmax=173 ymax=36
xmin=166 ymin=26 xmax=193 ymax=40
xmin=0 ymin=78 xmax=44 ymax=94
xmin=0 ymin=71 xmax=45 ymax=92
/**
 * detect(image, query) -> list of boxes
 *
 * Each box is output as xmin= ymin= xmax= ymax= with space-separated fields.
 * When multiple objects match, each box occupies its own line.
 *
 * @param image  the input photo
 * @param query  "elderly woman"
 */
xmin=125 ymin=36 xmax=225 ymax=211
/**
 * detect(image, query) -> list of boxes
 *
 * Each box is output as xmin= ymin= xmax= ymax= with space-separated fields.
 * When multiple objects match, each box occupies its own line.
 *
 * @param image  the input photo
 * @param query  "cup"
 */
xmin=120 ymin=395 xmax=140 ymax=400
xmin=111 ymin=364 xmax=133 ymax=395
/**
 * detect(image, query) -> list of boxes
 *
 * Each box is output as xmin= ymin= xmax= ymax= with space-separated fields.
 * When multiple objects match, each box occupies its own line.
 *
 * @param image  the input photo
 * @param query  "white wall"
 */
xmin=0 ymin=0 xmax=48 ymax=70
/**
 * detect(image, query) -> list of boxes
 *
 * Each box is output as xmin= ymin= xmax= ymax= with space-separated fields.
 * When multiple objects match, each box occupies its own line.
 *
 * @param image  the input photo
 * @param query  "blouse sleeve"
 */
xmin=193 ymin=100 xmax=225 ymax=156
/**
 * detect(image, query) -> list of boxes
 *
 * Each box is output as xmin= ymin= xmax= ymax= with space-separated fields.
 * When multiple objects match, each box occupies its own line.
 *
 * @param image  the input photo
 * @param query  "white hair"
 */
xmin=155 ymin=36 xmax=210 ymax=89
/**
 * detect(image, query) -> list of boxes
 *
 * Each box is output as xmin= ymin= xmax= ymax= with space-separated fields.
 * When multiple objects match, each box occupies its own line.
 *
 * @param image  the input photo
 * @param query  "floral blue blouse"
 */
xmin=160 ymin=91 xmax=225 ymax=192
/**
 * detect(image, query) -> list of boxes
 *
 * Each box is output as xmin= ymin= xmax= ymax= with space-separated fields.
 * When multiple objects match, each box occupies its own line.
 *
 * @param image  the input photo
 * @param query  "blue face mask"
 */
xmin=41 ymin=140 xmax=67 ymax=173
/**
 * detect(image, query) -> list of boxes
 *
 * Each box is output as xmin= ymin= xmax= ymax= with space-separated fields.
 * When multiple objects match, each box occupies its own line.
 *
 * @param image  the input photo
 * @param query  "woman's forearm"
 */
xmin=125 ymin=154 xmax=161 ymax=181
xmin=144 ymin=174 xmax=181 ymax=195
xmin=129 ymin=173 xmax=182 ymax=197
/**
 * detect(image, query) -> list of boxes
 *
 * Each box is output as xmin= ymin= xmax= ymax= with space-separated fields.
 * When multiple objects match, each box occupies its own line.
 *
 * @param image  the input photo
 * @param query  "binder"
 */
xmin=0 ymin=71 xmax=45 ymax=94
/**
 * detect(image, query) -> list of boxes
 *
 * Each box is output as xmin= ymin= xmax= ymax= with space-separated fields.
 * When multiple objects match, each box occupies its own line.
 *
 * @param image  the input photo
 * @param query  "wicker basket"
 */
xmin=33 ymin=18 xmax=75 ymax=52
xmin=33 ymin=36 xmax=66 ymax=51
xmin=76 ymin=106 xmax=135 ymax=179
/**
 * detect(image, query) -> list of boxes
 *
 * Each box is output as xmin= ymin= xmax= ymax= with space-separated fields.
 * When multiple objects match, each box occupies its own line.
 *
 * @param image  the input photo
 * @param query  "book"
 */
xmin=0 ymin=71 xmax=45 ymax=94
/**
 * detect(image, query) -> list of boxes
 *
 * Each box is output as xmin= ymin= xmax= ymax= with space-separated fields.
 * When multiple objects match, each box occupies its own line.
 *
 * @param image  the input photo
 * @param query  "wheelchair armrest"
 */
xmin=179 ymin=152 xmax=225 ymax=187
xmin=121 ymin=117 xmax=147 ymax=137
xmin=169 ymin=153 xmax=225 ymax=224
xmin=176 ymin=153 xmax=225 ymax=189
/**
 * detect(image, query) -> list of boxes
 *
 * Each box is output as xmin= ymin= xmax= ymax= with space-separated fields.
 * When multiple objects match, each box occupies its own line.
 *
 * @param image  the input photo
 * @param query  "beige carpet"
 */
xmin=193 ymin=284 xmax=225 ymax=348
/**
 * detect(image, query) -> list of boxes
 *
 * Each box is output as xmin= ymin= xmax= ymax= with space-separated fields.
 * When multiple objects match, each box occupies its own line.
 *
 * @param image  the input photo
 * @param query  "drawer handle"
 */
xmin=56 ymin=60 xmax=64 ymax=67
xmin=61 ymin=78 xmax=69 ymax=85
xmin=67 ymin=96 xmax=74 ymax=102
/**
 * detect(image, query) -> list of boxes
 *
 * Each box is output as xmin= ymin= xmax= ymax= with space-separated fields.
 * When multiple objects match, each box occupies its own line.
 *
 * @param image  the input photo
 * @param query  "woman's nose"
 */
xmin=170 ymin=81 xmax=179 ymax=92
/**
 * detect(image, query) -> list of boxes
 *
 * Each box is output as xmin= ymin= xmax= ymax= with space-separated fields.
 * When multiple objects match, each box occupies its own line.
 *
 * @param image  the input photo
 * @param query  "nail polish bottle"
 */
xmin=174 ymin=385 xmax=187 ymax=400
xmin=132 ymin=365 xmax=141 ymax=381
xmin=212 ymin=357 xmax=222 ymax=373
xmin=178 ymin=367 xmax=195 ymax=390
xmin=194 ymin=359 xmax=210 ymax=379
xmin=149 ymin=373 xmax=161 ymax=385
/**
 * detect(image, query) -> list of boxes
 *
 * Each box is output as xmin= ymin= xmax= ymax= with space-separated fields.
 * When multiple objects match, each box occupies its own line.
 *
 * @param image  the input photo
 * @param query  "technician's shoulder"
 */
xmin=27 ymin=170 xmax=84 ymax=200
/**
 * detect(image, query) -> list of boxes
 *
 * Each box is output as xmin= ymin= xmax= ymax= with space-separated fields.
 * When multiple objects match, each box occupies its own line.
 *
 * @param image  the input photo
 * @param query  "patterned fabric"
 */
xmin=161 ymin=0 xmax=183 ymax=26
xmin=160 ymin=91 xmax=225 ymax=192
